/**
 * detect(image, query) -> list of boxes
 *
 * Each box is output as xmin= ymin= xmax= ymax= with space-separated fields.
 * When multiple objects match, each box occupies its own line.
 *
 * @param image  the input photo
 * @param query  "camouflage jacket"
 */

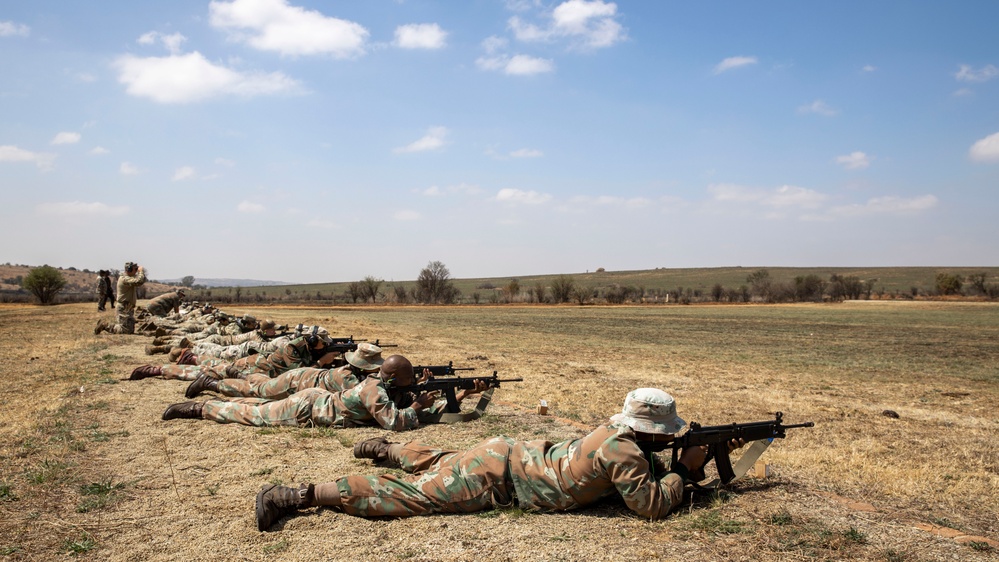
xmin=508 ymin=423 xmax=685 ymax=519
xmin=331 ymin=377 xmax=419 ymax=431
xmin=146 ymin=291 xmax=183 ymax=315
xmin=116 ymin=270 xmax=146 ymax=311
xmin=241 ymin=336 xmax=314 ymax=376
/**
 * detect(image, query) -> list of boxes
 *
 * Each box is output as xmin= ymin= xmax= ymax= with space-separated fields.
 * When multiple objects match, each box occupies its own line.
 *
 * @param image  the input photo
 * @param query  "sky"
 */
xmin=2 ymin=0 xmax=998 ymax=284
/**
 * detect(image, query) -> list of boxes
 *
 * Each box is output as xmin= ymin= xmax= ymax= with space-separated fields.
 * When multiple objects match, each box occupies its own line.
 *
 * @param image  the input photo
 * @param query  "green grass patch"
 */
xmin=968 ymin=541 xmax=993 ymax=552
xmin=64 ymin=533 xmax=96 ymax=555
xmin=250 ymin=467 xmax=275 ymax=476
xmin=0 ymin=483 xmax=17 ymax=502
xmin=77 ymin=478 xmax=125 ymax=513
xmin=1 ymin=546 xmax=22 ymax=556
xmin=768 ymin=510 xmax=793 ymax=526
xmin=26 ymin=459 xmax=71 ymax=484
xmin=86 ymin=400 xmax=111 ymax=411
xmin=683 ymin=510 xmax=747 ymax=535
xmin=262 ymin=539 xmax=289 ymax=554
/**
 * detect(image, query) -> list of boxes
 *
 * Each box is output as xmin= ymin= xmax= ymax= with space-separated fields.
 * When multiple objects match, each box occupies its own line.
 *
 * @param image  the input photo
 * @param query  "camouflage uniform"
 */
xmin=205 ymin=335 xmax=315 ymax=379
xmin=108 ymin=268 xmax=147 ymax=334
xmin=145 ymin=291 xmax=183 ymax=317
xmin=333 ymin=423 xmax=685 ymax=518
xmin=200 ymin=377 xmax=420 ymax=430
xmin=214 ymin=365 xmax=363 ymax=399
xmin=191 ymin=336 xmax=290 ymax=362
xmin=96 ymin=274 xmax=115 ymax=311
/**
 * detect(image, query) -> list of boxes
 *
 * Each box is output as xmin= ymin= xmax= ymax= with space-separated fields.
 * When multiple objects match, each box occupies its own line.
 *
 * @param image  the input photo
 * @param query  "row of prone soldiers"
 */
xmin=106 ymin=296 xmax=743 ymax=532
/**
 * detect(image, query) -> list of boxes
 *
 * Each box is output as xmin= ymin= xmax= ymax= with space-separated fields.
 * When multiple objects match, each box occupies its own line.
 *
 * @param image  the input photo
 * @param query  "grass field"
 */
xmin=0 ymin=301 xmax=997 ymax=561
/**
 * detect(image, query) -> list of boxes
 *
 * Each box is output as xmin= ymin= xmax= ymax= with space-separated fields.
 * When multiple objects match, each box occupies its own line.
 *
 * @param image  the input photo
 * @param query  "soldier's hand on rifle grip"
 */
xmin=678 ymin=445 xmax=709 ymax=473
xmin=414 ymin=390 xmax=440 ymax=409
xmin=728 ymin=438 xmax=746 ymax=453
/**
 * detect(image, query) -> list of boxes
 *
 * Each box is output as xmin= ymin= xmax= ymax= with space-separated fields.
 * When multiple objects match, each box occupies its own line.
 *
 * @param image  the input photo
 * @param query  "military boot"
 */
xmin=184 ymin=374 xmax=219 ymax=399
xmin=255 ymin=484 xmax=313 ymax=532
xmin=176 ymin=349 xmax=197 ymax=366
xmin=152 ymin=336 xmax=170 ymax=346
xmin=352 ymin=437 xmax=394 ymax=462
xmin=179 ymin=337 xmax=194 ymax=349
xmin=161 ymin=401 xmax=203 ymax=421
xmin=94 ymin=318 xmax=110 ymax=335
xmin=145 ymin=344 xmax=171 ymax=355
xmin=153 ymin=327 xmax=169 ymax=337
xmin=168 ymin=347 xmax=184 ymax=362
xmin=129 ymin=365 xmax=162 ymax=380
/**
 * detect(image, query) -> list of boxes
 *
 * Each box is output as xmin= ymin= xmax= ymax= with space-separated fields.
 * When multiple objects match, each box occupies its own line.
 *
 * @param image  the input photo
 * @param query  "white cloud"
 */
xmin=138 ymin=31 xmax=187 ymax=54
xmin=393 ymin=209 xmax=421 ymax=221
xmin=955 ymin=64 xmax=999 ymax=83
xmin=237 ymin=200 xmax=265 ymax=213
xmin=90 ymin=146 xmax=110 ymax=155
xmin=510 ymin=148 xmax=543 ymax=158
xmin=35 ymin=201 xmax=129 ymax=217
xmin=209 ymin=0 xmax=369 ymax=58
xmin=836 ymin=151 xmax=872 ymax=170
xmin=708 ymin=183 xmax=826 ymax=210
xmin=495 ymin=187 xmax=552 ymax=205
xmin=0 ymin=21 xmax=30 ymax=37
xmin=481 ymin=35 xmax=508 ymax=54
xmin=714 ymin=56 xmax=757 ymax=74
xmin=508 ymin=0 xmax=625 ymax=49
xmin=828 ymin=195 xmax=938 ymax=217
xmin=0 ymin=145 xmax=56 ymax=169
xmin=113 ymin=52 xmax=300 ymax=104
xmin=969 ymin=132 xmax=999 ymax=162
xmin=394 ymin=23 xmax=447 ymax=50
xmin=477 ymin=54 xmax=554 ymax=75
xmin=797 ymin=99 xmax=838 ymax=116
xmin=51 ymin=132 xmax=81 ymax=145
xmin=172 ymin=166 xmax=196 ymax=181
xmin=119 ymin=162 xmax=140 ymax=175
xmin=394 ymin=126 xmax=448 ymax=153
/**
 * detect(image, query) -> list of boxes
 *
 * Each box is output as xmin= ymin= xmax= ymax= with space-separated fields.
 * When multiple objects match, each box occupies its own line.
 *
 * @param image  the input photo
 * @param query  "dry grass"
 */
xmin=0 ymin=301 xmax=997 ymax=561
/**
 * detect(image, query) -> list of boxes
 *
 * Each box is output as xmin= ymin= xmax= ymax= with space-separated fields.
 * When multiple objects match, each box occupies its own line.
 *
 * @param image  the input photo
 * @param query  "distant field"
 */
xmin=194 ymin=266 xmax=999 ymax=303
xmin=1 ymin=300 xmax=996 ymax=560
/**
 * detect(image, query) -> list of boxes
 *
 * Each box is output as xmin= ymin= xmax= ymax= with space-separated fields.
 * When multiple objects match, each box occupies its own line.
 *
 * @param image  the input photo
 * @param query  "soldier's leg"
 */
xmin=253 ymin=368 xmax=323 ymax=400
xmin=216 ymin=373 xmax=270 ymax=397
xmin=109 ymin=310 xmax=136 ymax=334
xmin=200 ymin=389 xmax=323 ymax=427
xmin=160 ymin=365 xmax=204 ymax=381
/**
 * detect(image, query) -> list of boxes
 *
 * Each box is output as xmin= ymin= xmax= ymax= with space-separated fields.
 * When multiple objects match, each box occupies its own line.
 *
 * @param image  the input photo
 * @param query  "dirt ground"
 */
xmin=0 ymin=302 xmax=996 ymax=561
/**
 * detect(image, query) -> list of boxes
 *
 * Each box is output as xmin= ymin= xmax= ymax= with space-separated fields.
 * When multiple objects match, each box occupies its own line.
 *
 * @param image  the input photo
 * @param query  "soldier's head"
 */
xmin=238 ymin=314 xmax=257 ymax=331
xmin=260 ymin=319 xmax=277 ymax=336
xmin=345 ymin=342 xmax=384 ymax=373
xmin=379 ymin=355 xmax=414 ymax=387
xmin=610 ymin=388 xmax=686 ymax=440
xmin=124 ymin=261 xmax=138 ymax=274
xmin=177 ymin=289 xmax=186 ymax=298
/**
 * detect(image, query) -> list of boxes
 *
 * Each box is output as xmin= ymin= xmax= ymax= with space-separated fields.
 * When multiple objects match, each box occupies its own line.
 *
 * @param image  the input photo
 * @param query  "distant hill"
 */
xmin=156 ymin=278 xmax=292 ymax=288
xmin=0 ymin=264 xmax=180 ymax=295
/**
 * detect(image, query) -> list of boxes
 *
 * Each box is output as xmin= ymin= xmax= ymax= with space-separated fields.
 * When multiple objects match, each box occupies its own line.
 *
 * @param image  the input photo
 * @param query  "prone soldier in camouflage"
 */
xmin=145 ymin=289 xmax=186 ymax=317
xmin=94 ymin=262 xmax=146 ymax=335
xmin=159 ymin=355 xmax=485 ymax=432
xmin=183 ymin=342 xmax=385 ymax=400
xmin=253 ymin=388 xmax=745 ymax=531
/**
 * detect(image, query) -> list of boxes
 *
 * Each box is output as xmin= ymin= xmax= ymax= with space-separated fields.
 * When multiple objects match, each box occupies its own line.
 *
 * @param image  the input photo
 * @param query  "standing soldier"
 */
xmin=95 ymin=270 xmax=116 ymax=311
xmin=95 ymin=261 xmax=146 ymax=335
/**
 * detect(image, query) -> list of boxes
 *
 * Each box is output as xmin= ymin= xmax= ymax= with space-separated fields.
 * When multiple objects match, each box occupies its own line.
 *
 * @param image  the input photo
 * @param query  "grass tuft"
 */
xmin=64 ymin=533 xmax=96 ymax=555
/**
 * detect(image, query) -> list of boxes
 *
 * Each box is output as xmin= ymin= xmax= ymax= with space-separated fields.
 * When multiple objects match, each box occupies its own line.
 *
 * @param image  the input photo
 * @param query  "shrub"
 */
xmin=22 ymin=265 xmax=67 ymax=304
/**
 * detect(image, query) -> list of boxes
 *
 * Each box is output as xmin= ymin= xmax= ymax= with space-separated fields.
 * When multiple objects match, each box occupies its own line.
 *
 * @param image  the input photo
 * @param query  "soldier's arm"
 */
xmin=598 ymin=439 xmax=685 ymax=520
xmin=363 ymin=384 xmax=420 ymax=431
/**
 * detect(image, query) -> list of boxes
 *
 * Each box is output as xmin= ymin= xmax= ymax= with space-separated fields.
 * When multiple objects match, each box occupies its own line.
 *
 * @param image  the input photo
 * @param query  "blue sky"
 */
xmin=2 ymin=1 xmax=997 ymax=283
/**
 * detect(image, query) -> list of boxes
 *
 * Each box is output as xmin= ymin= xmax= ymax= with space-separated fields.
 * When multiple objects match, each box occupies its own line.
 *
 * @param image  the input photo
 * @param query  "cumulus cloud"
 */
xmin=209 ymin=0 xmax=369 ymax=58
xmin=0 ymin=145 xmax=56 ymax=169
xmin=495 ymin=187 xmax=552 ymax=205
xmin=90 ymin=146 xmax=110 ymax=155
xmin=138 ymin=31 xmax=187 ymax=54
xmin=237 ymin=200 xmax=265 ymax=213
xmin=172 ymin=166 xmax=196 ymax=181
xmin=113 ymin=52 xmax=300 ymax=104
xmin=955 ymin=64 xmax=998 ymax=83
xmin=708 ymin=184 xmax=827 ymax=210
xmin=0 ymin=21 xmax=30 ymax=37
xmin=51 ymin=132 xmax=81 ymax=145
xmin=119 ymin=162 xmax=140 ymax=175
xmin=509 ymin=0 xmax=625 ymax=49
xmin=35 ymin=201 xmax=129 ymax=217
xmin=394 ymin=126 xmax=448 ymax=153
xmin=476 ymin=54 xmax=554 ymax=75
xmin=797 ymin=99 xmax=838 ymax=116
xmin=394 ymin=23 xmax=447 ymax=49
xmin=714 ymin=56 xmax=757 ymax=74
xmin=836 ymin=151 xmax=872 ymax=170
xmin=510 ymin=148 xmax=543 ymax=158
xmin=969 ymin=132 xmax=999 ymax=162
xmin=828 ymin=195 xmax=938 ymax=217
xmin=481 ymin=35 xmax=508 ymax=54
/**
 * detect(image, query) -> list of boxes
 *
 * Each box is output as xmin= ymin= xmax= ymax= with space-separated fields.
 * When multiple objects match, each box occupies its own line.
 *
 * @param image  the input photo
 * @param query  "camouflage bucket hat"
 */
xmin=610 ymin=388 xmax=686 ymax=435
xmin=260 ymin=319 xmax=276 ymax=331
xmin=344 ymin=342 xmax=384 ymax=371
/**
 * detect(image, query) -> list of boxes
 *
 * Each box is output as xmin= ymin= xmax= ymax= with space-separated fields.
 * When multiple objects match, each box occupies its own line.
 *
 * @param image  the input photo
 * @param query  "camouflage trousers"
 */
xmin=201 ymin=388 xmax=337 ymax=427
xmin=159 ymin=365 xmax=204 ymax=381
xmin=108 ymin=309 xmax=136 ymax=334
xmin=192 ymin=340 xmax=260 ymax=362
xmin=335 ymin=437 xmax=516 ymax=517
xmin=216 ymin=368 xmax=337 ymax=399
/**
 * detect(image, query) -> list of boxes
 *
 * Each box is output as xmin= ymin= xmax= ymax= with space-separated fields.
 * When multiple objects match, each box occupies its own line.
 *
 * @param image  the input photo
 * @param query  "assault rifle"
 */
xmin=394 ymin=372 xmax=523 ymax=414
xmin=411 ymin=361 xmax=475 ymax=378
xmin=643 ymin=412 xmax=814 ymax=485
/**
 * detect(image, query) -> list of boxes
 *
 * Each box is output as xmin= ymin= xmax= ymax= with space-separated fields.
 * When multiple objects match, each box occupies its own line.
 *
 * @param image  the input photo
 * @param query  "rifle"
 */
xmin=643 ymin=412 xmax=813 ymax=485
xmin=411 ymin=361 xmax=475 ymax=378
xmin=394 ymin=371 xmax=523 ymax=414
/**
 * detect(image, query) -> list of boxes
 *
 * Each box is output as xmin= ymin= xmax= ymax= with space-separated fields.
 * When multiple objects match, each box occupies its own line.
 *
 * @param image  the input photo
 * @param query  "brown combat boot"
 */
xmin=176 ymin=349 xmax=197 ymax=365
xmin=152 ymin=336 xmax=170 ymax=346
xmin=179 ymin=337 xmax=194 ymax=349
xmin=352 ymin=437 xmax=394 ymax=462
xmin=255 ymin=484 xmax=313 ymax=532
xmin=94 ymin=318 xmax=110 ymax=335
xmin=168 ymin=347 xmax=184 ymax=362
xmin=184 ymin=374 xmax=219 ymax=399
xmin=153 ymin=327 xmax=169 ymax=337
xmin=161 ymin=401 xmax=203 ymax=420
xmin=129 ymin=365 xmax=162 ymax=380
xmin=145 ymin=344 xmax=171 ymax=355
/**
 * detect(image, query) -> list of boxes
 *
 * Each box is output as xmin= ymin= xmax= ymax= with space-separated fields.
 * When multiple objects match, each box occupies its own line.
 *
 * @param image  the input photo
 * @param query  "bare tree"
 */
xmin=361 ymin=276 xmax=383 ymax=303
xmin=550 ymin=274 xmax=575 ymax=303
xmin=416 ymin=261 xmax=460 ymax=304
xmin=533 ymin=282 xmax=547 ymax=303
